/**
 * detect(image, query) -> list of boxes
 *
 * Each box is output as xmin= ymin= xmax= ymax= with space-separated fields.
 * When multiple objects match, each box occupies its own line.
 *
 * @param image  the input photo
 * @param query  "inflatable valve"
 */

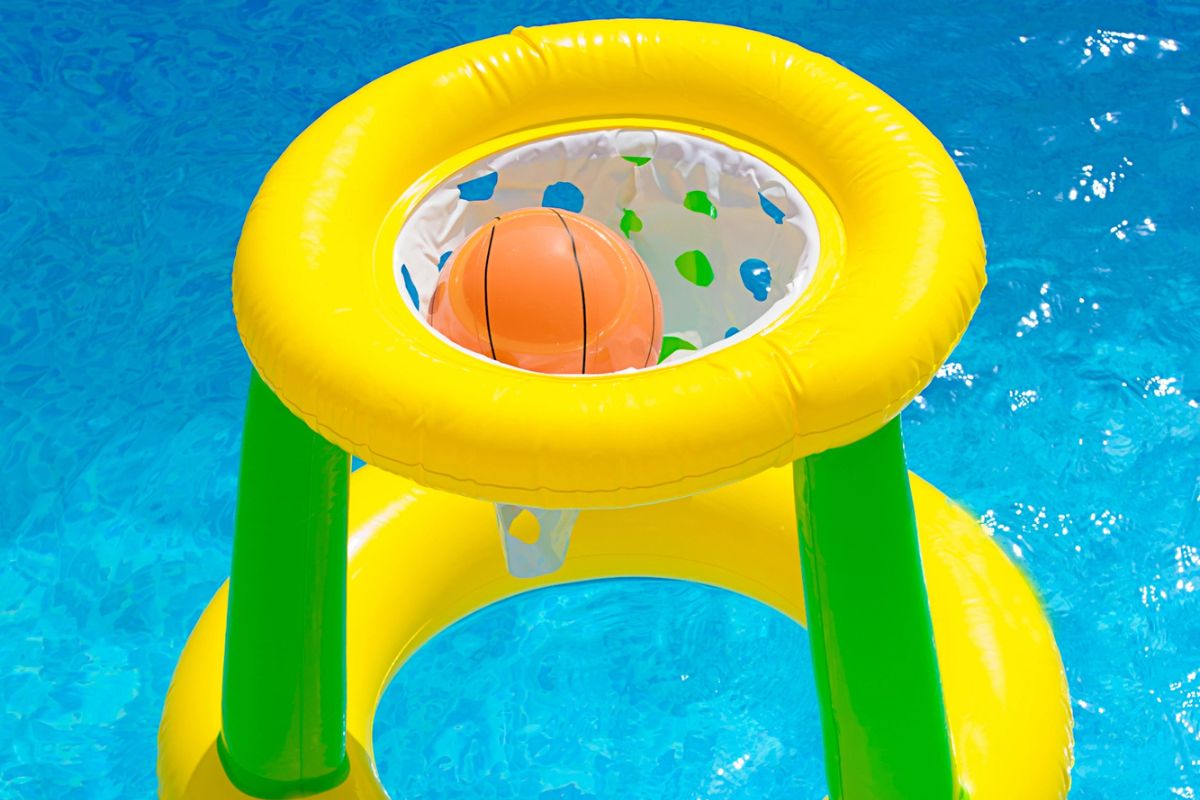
xmin=496 ymin=504 xmax=580 ymax=578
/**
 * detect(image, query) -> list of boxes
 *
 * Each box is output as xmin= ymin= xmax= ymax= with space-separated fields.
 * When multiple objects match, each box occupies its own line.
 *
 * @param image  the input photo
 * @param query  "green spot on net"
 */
xmin=619 ymin=209 xmax=643 ymax=238
xmin=658 ymin=335 xmax=699 ymax=364
xmin=675 ymin=250 xmax=714 ymax=287
xmin=683 ymin=190 xmax=718 ymax=219
xmin=622 ymin=155 xmax=652 ymax=166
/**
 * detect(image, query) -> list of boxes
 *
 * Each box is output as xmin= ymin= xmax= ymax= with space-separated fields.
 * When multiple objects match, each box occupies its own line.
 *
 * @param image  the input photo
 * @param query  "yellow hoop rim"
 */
xmin=232 ymin=19 xmax=985 ymax=508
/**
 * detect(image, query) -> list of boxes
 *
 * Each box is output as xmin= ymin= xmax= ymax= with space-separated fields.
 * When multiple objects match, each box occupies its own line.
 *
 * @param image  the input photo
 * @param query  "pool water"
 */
xmin=375 ymin=581 xmax=825 ymax=800
xmin=2 ymin=1 xmax=1197 ymax=798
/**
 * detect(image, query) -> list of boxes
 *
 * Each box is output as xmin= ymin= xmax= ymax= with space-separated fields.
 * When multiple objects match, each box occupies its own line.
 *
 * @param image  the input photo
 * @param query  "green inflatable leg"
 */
xmin=218 ymin=371 xmax=350 ymax=798
xmin=793 ymin=417 xmax=957 ymax=800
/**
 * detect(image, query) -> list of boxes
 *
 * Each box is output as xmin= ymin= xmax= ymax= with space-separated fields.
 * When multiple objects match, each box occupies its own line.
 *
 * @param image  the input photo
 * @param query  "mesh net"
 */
xmin=393 ymin=128 xmax=819 ymax=370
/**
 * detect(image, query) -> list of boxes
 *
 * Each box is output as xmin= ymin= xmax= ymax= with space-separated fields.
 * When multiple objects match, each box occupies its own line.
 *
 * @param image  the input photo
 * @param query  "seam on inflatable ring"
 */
xmin=247 ymin=351 xmax=939 ymax=498
xmin=508 ymin=27 xmax=543 ymax=55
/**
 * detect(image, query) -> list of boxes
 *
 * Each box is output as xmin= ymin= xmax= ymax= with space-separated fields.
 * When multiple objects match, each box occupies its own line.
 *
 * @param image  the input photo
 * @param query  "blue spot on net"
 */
xmin=758 ymin=192 xmax=786 ymax=224
xmin=724 ymin=326 xmax=740 ymax=338
xmin=457 ymin=171 xmax=497 ymax=201
xmin=437 ymin=251 xmax=452 ymax=271
xmin=400 ymin=264 xmax=419 ymax=310
xmin=740 ymin=258 xmax=772 ymax=302
xmin=541 ymin=181 xmax=585 ymax=213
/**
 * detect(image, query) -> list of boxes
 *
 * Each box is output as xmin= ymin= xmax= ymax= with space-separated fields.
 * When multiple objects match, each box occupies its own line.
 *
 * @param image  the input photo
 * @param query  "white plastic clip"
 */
xmin=495 ymin=504 xmax=580 ymax=578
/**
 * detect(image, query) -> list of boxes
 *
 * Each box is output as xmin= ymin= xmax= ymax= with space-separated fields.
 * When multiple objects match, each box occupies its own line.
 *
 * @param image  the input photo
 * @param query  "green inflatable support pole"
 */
xmin=793 ymin=417 xmax=957 ymax=800
xmin=218 ymin=371 xmax=350 ymax=798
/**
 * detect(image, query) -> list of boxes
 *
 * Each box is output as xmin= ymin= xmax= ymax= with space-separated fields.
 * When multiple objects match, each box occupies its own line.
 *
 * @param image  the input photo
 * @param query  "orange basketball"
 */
xmin=429 ymin=208 xmax=663 ymax=374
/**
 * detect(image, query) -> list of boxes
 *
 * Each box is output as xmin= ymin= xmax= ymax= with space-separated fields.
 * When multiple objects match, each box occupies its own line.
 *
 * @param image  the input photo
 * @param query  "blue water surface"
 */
xmin=2 ymin=1 xmax=1198 ymax=798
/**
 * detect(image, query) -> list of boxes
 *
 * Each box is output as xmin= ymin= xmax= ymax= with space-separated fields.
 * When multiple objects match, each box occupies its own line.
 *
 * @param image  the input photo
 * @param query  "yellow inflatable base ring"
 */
xmin=158 ymin=465 xmax=1072 ymax=799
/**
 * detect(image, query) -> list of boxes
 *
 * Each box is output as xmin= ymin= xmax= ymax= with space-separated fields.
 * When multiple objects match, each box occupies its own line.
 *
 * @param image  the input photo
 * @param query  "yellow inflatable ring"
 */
xmin=232 ymin=19 xmax=986 ymax=509
xmin=159 ymin=465 xmax=1072 ymax=800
